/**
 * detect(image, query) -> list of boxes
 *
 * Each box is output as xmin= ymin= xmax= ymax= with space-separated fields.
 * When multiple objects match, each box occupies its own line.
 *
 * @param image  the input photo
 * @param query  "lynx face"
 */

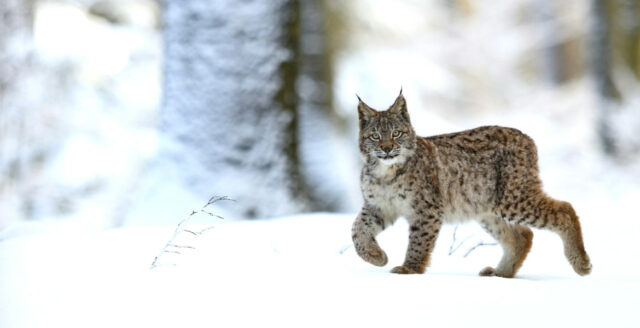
xmin=357 ymin=92 xmax=417 ymax=166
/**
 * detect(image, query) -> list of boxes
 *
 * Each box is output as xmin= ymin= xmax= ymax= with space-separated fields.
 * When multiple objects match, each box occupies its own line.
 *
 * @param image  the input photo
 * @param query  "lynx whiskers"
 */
xmin=351 ymin=90 xmax=592 ymax=277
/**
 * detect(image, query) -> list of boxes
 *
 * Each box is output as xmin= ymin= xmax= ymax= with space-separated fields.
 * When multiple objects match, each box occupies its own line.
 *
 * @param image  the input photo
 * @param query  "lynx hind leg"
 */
xmin=478 ymin=215 xmax=533 ymax=278
xmin=550 ymin=200 xmax=592 ymax=275
xmin=506 ymin=197 xmax=592 ymax=276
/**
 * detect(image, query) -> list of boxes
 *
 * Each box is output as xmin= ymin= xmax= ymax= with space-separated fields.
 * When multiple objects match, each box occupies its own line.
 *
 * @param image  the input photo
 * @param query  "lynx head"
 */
xmin=357 ymin=90 xmax=417 ymax=166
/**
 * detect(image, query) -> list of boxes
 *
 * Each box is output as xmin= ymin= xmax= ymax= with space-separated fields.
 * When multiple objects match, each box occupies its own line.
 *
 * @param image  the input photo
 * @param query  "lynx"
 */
xmin=351 ymin=90 xmax=592 ymax=277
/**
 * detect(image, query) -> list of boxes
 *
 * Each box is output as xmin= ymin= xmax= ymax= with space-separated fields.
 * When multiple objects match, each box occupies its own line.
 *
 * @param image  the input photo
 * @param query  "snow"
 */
xmin=2 ymin=210 xmax=639 ymax=328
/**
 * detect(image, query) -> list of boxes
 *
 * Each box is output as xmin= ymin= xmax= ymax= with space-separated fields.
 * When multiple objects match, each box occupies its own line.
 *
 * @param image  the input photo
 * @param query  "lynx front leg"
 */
xmin=391 ymin=214 xmax=443 ymax=274
xmin=352 ymin=207 xmax=391 ymax=266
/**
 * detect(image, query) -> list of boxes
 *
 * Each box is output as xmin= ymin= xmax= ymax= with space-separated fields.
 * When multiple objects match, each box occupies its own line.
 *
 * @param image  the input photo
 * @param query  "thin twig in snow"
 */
xmin=182 ymin=229 xmax=199 ymax=236
xmin=448 ymin=225 xmax=475 ymax=256
xmin=448 ymin=225 xmax=459 ymax=255
xmin=150 ymin=195 xmax=233 ymax=269
xmin=338 ymin=244 xmax=352 ymax=255
xmin=449 ymin=225 xmax=498 ymax=257
xmin=169 ymin=244 xmax=196 ymax=249
xmin=463 ymin=241 xmax=498 ymax=257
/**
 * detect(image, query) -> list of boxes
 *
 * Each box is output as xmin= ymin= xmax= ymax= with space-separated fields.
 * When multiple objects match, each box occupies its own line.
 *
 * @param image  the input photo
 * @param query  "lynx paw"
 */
xmin=572 ymin=256 xmax=592 ymax=276
xmin=390 ymin=266 xmax=421 ymax=274
xmin=361 ymin=247 xmax=388 ymax=267
xmin=479 ymin=266 xmax=497 ymax=276
xmin=479 ymin=266 xmax=515 ymax=278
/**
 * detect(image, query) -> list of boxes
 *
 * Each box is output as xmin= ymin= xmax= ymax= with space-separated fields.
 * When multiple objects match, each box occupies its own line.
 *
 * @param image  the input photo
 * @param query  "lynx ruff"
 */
xmin=351 ymin=90 xmax=592 ymax=277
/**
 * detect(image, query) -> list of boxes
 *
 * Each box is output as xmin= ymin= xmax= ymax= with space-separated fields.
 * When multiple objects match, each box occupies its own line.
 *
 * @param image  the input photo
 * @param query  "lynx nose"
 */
xmin=381 ymin=145 xmax=393 ymax=154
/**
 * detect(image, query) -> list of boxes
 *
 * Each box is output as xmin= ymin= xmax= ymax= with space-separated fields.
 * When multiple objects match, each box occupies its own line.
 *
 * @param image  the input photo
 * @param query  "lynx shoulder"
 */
xmin=352 ymin=90 xmax=591 ymax=277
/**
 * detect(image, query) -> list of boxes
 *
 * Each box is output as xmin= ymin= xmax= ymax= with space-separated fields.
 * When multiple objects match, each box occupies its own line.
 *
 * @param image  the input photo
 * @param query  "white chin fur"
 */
xmin=379 ymin=156 xmax=402 ymax=166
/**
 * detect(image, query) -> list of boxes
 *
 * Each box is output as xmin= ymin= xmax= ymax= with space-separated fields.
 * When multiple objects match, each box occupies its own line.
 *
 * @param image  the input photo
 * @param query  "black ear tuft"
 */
xmin=357 ymin=94 xmax=377 ymax=129
xmin=389 ymin=91 xmax=410 ymax=122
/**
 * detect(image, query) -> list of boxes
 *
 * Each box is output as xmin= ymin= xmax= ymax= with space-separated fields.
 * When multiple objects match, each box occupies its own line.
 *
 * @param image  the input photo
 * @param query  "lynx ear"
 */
xmin=357 ymin=94 xmax=377 ymax=129
xmin=389 ymin=89 xmax=410 ymax=122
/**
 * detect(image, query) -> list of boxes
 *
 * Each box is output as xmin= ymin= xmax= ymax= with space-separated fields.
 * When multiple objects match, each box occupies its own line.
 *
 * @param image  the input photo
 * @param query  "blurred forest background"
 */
xmin=1 ymin=0 xmax=639 ymax=232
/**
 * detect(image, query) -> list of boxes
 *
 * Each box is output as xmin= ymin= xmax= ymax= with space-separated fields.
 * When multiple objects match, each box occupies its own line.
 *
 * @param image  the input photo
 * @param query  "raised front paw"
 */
xmin=359 ymin=246 xmax=388 ymax=267
xmin=390 ymin=265 xmax=421 ymax=274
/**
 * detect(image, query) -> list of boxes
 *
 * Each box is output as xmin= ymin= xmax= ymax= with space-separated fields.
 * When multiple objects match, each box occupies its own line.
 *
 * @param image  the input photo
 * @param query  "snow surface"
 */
xmin=1 ymin=211 xmax=639 ymax=328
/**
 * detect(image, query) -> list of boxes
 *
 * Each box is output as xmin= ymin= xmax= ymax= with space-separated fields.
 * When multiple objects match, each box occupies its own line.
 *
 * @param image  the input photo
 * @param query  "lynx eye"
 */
xmin=392 ymin=131 xmax=403 ymax=138
xmin=369 ymin=134 xmax=380 ymax=141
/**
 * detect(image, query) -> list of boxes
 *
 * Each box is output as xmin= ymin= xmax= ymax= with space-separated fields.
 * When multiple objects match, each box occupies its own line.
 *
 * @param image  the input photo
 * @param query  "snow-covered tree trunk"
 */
xmin=618 ymin=0 xmax=640 ymax=80
xmin=537 ymin=0 xmax=567 ymax=85
xmin=0 ymin=0 xmax=32 ymax=54
xmin=162 ymin=0 xmax=313 ymax=219
xmin=0 ymin=0 xmax=34 ymax=175
xmin=589 ymin=0 xmax=621 ymax=156
xmin=297 ymin=0 xmax=356 ymax=212
xmin=0 ymin=0 xmax=35 ymax=224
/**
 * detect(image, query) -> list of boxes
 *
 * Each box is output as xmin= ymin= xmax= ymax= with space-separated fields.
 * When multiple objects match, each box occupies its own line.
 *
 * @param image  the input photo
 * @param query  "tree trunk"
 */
xmin=589 ymin=0 xmax=621 ymax=156
xmin=296 ymin=0 xmax=352 ymax=212
xmin=162 ymin=0 xmax=313 ymax=219
xmin=537 ymin=0 xmax=568 ymax=85
xmin=617 ymin=0 xmax=640 ymax=79
xmin=0 ymin=0 xmax=34 ymax=189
